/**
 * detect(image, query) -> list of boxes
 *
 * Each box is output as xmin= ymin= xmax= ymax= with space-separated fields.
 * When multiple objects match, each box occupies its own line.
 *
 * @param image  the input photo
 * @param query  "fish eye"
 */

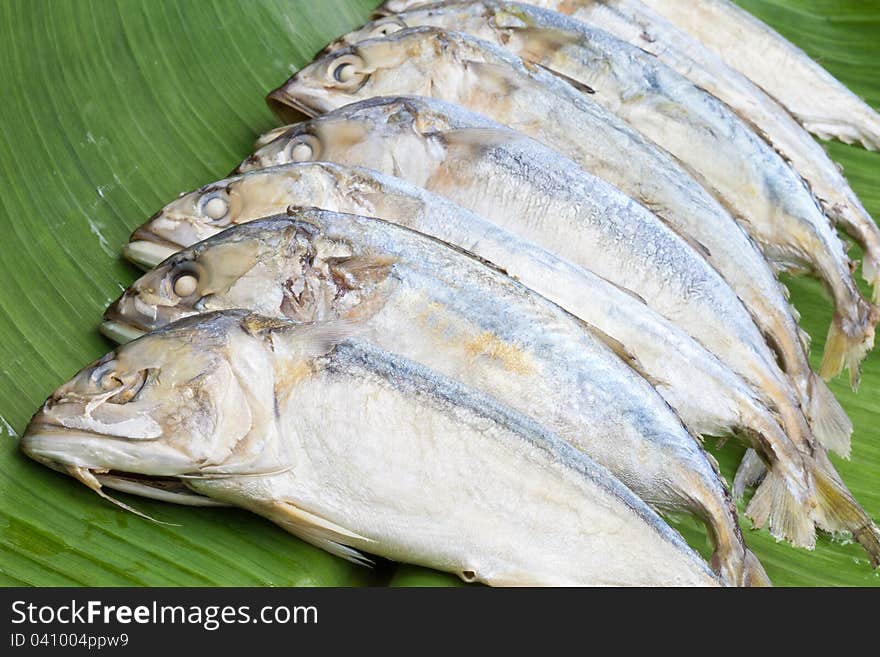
xmin=370 ymin=20 xmax=403 ymax=38
xmin=328 ymin=53 xmax=367 ymax=88
xmin=173 ymin=272 xmax=199 ymax=298
xmin=198 ymin=190 xmax=231 ymax=225
xmin=91 ymin=359 xmax=122 ymax=390
xmin=108 ymin=369 xmax=148 ymax=405
xmin=285 ymin=134 xmax=321 ymax=163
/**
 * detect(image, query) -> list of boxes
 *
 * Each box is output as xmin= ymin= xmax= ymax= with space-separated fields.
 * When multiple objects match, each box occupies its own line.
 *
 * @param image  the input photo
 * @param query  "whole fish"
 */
xmin=104 ymin=209 xmax=767 ymax=585
xmin=266 ymin=27 xmax=859 ymax=448
xmin=242 ymin=98 xmax=846 ymax=476
xmin=378 ymin=0 xmax=880 ymax=305
xmin=21 ymin=310 xmax=723 ymax=586
xmin=118 ymin=161 xmax=818 ymax=546
xmin=641 ymin=0 xmax=880 ymax=152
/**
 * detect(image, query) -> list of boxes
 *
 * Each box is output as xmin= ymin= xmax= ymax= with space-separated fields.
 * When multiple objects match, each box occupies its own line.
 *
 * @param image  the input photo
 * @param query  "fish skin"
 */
xmin=117 ymin=161 xmax=818 ymax=545
xmin=103 ymin=209 xmax=764 ymax=585
xmin=641 ymin=0 xmax=880 ymax=153
xmin=270 ymin=25 xmax=861 ymax=444
xmin=238 ymin=101 xmax=880 ymax=564
xmin=241 ymin=98 xmax=820 ymax=461
xmin=325 ymin=10 xmax=875 ymax=394
xmin=21 ymin=310 xmax=724 ymax=587
xmin=507 ymin=0 xmax=880 ymax=305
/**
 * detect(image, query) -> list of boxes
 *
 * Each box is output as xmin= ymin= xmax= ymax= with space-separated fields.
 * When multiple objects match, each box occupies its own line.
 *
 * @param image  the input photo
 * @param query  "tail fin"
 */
xmin=863 ymin=249 xmax=880 ymax=304
xmin=807 ymin=373 xmax=852 ymax=458
xmin=709 ymin=544 xmax=773 ymax=586
xmin=703 ymin=490 xmax=773 ymax=587
xmin=733 ymin=449 xmax=766 ymax=500
xmin=743 ymin=550 xmax=773 ymax=587
xmin=810 ymin=453 xmax=880 ymax=567
xmin=745 ymin=466 xmax=817 ymax=549
xmin=819 ymin=309 xmax=876 ymax=389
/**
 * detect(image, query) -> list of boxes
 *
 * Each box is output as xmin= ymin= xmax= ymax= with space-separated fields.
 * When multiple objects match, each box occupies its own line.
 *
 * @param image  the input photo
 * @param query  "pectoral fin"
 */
xmin=267 ymin=500 xmax=375 ymax=566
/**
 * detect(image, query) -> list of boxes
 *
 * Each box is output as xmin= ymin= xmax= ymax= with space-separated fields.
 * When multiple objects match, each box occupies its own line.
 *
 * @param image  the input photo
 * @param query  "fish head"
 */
xmin=239 ymin=97 xmax=460 ymax=182
xmin=124 ymin=164 xmax=348 ymax=270
xmin=329 ymin=3 xmax=517 ymax=54
xmin=267 ymin=27 xmax=470 ymax=122
xmin=375 ymin=0 xmax=423 ymax=14
xmin=105 ymin=221 xmax=300 ymax=343
xmin=325 ymin=15 xmax=410 ymax=50
xmin=124 ymin=181 xmax=245 ymax=270
xmin=21 ymin=312 xmax=275 ymax=493
xmin=105 ymin=214 xmax=395 ymax=344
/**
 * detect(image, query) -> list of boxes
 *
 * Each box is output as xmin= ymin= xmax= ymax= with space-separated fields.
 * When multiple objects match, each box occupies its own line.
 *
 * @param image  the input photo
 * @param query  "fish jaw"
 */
xmin=21 ymin=424 xmax=192 ymax=477
xmin=100 ymin=320 xmax=147 ymax=345
xmin=266 ymin=86 xmax=323 ymax=123
xmin=125 ymin=226 xmax=183 ymax=270
xmin=102 ymin=292 xmax=189 ymax=345
xmin=20 ymin=423 xmax=224 ymax=511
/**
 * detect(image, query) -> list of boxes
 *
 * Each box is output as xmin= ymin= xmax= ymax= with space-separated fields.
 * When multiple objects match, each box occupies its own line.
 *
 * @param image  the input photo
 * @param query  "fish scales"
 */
xmin=118 ymin=160 xmax=817 ymax=547
xmin=107 ymin=208 xmax=768 ymax=585
xmin=641 ymin=0 xmax=880 ymax=152
xmin=498 ymin=0 xmax=880 ymax=304
xmin=270 ymin=23 xmax=859 ymax=449
xmin=21 ymin=310 xmax=722 ymax=586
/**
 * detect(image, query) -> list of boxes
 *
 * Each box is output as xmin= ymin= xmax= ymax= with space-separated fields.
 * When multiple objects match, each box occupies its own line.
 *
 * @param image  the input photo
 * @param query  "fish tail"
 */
xmin=806 ymin=372 xmax=852 ymax=458
xmin=708 ymin=529 xmax=772 ymax=588
xmin=862 ymin=247 xmax=880 ymax=304
xmin=733 ymin=448 xmax=766 ymax=500
xmin=744 ymin=461 xmax=817 ymax=550
xmin=700 ymin=490 xmax=771 ymax=586
xmin=810 ymin=451 xmax=880 ymax=567
xmin=742 ymin=550 xmax=773 ymax=587
xmin=735 ymin=404 xmax=817 ymax=546
xmin=818 ymin=306 xmax=877 ymax=389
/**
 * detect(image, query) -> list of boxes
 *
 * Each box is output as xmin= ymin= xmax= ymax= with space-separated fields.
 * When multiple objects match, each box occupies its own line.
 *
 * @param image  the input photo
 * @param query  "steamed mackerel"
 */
xmin=267 ymin=27 xmax=855 ymax=448
xmin=642 ymin=0 xmax=880 ymax=152
xmin=21 ymin=311 xmax=722 ymax=586
xmin=120 ymin=161 xmax=818 ymax=545
xmin=239 ymin=101 xmax=880 ymax=563
xmin=398 ymin=0 xmax=880 ymax=305
xmin=318 ymin=14 xmax=874 ymax=388
xmin=243 ymin=98 xmax=829 ymax=471
xmin=105 ymin=210 xmax=766 ymax=585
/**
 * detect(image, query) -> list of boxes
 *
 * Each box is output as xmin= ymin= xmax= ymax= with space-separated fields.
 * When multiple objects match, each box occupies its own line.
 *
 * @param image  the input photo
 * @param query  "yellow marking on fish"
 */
xmin=464 ymin=331 xmax=535 ymax=374
xmin=274 ymin=360 xmax=314 ymax=405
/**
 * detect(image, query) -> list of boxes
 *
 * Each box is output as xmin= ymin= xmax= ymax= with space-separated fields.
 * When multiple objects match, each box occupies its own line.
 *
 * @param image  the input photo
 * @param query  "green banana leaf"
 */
xmin=0 ymin=0 xmax=877 ymax=587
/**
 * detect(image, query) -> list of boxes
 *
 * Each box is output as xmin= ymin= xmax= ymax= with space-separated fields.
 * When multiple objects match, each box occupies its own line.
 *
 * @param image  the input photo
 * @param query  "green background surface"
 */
xmin=0 ymin=0 xmax=878 ymax=586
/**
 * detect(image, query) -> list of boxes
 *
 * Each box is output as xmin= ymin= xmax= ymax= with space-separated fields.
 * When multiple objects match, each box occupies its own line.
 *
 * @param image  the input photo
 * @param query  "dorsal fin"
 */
xmin=528 ymin=60 xmax=595 ymax=95
xmin=577 ymin=320 xmax=668 ymax=390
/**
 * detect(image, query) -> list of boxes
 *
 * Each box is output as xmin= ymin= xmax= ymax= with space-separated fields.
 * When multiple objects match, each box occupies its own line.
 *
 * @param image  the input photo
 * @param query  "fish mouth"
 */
xmin=20 ymin=425 xmax=226 ymax=510
xmin=101 ymin=299 xmax=149 ymax=344
xmin=100 ymin=320 xmax=147 ymax=344
xmin=265 ymin=86 xmax=319 ymax=124
xmin=124 ymin=227 xmax=183 ymax=270
xmin=94 ymin=471 xmax=229 ymax=507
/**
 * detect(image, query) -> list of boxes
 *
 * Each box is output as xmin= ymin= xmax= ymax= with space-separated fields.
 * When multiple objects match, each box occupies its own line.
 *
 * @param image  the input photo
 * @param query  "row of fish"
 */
xmin=21 ymin=0 xmax=880 ymax=586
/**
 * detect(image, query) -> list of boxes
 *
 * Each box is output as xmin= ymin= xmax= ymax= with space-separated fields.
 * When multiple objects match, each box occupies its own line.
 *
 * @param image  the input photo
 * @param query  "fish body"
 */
xmin=238 ymin=101 xmax=880 ymax=562
xmin=500 ymin=0 xmax=880 ymax=303
xmin=641 ymin=0 xmax=880 ymax=152
xmin=318 ymin=11 xmax=874 ymax=388
xmin=21 ymin=311 xmax=722 ymax=586
xmin=105 ymin=209 xmax=765 ymax=585
xmin=242 ymin=99 xmax=819 ymax=462
xmin=120 ymin=161 xmax=816 ymax=545
xmin=270 ymin=25 xmax=857 ymax=447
